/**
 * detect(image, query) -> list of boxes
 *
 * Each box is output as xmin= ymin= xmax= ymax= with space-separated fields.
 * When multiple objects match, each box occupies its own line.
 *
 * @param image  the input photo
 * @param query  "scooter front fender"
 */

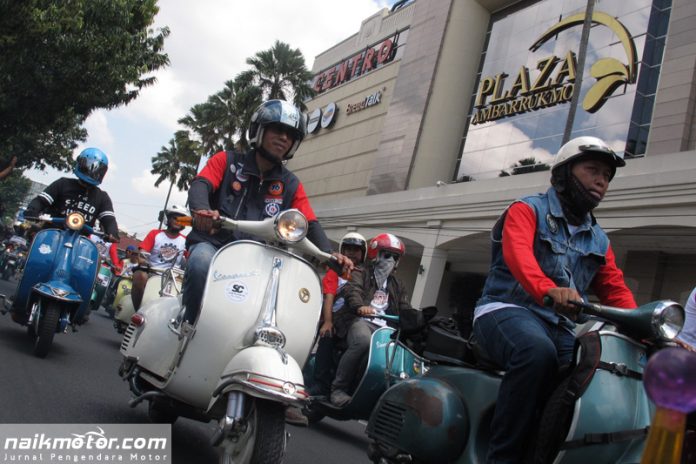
xmin=367 ymin=375 xmax=470 ymax=463
xmin=212 ymin=346 xmax=307 ymax=410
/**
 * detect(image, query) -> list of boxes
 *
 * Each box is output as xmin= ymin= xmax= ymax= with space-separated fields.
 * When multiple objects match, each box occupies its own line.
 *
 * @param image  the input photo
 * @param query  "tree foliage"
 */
xmin=179 ymin=74 xmax=262 ymax=155
xmin=244 ymin=40 xmax=314 ymax=110
xmin=151 ymin=130 xmax=199 ymax=212
xmin=0 ymin=172 xmax=31 ymax=221
xmin=0 ymin=0 xmax=170 ymax=171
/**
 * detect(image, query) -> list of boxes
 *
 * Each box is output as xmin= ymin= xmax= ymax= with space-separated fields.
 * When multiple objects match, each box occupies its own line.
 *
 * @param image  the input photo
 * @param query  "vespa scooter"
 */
xmin=366 ymin=298 xmax=685 ymax=464
xmin=1 ymin=213 xmax=105 ymax=357
xmin=114 ymin=250 xmax=185 ymax=334
xmin=119 ymin=209 xmax=343 ymax=463
xmin=302 ymin=314 xmax=427 ymax=424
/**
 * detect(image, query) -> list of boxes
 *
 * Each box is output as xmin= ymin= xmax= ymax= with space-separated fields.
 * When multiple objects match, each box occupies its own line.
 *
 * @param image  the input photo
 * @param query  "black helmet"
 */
xmin=248 ymin=100 xmax=306 ymax=160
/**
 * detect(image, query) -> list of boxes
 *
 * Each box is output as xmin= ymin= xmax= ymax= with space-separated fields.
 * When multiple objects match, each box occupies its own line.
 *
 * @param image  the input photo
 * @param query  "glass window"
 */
xmin=454 ymin=0 xmax=671 ymax=181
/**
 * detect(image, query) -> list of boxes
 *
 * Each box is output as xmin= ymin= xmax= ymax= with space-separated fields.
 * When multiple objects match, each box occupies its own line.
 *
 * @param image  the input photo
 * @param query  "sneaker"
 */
xmin=284 ymin=407 xmax=308 ymax=427
xmin=330 ymin=389 xmax=351 ymax=407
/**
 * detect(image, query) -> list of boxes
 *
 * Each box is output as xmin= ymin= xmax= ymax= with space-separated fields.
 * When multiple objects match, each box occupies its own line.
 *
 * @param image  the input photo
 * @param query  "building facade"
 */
xmin=290 ymin=0 xmax=696 ymax=317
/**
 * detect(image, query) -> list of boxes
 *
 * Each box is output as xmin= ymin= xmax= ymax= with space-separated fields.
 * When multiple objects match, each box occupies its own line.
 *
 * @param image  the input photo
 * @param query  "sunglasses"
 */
xmin=380 ymin=251 xmax=400 ymax=261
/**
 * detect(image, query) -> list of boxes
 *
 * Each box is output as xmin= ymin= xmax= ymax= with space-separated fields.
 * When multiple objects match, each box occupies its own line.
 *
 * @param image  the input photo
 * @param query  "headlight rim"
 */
xmin=273 ymin=209 xmax=308 ymax=243
xmin=651 ymin=301 xmax=685 ymax=341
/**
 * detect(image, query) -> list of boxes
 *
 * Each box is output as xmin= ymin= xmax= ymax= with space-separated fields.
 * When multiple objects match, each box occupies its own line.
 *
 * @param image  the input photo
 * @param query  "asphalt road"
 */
xmin=0 ymin=276 xmax=371 ymax=463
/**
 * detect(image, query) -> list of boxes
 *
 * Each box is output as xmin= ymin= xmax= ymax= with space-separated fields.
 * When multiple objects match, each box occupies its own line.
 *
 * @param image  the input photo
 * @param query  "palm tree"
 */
xmin=245 ymin=40 xmax=315 ymax=110
xmin=151 ymin=130 xmax=200 ymax=227
xmin=179 ymin=74 xmax=262 ymax=155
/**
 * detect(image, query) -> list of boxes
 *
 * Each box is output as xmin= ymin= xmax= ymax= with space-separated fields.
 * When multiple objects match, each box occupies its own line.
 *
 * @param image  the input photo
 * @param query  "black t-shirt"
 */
xmin=25 ymin=177 xmax=119 ymax=238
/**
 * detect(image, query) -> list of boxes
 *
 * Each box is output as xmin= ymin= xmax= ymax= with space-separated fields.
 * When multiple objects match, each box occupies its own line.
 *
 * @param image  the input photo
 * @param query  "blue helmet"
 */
xmin=74 ymin=148 xmax=109 ymax=185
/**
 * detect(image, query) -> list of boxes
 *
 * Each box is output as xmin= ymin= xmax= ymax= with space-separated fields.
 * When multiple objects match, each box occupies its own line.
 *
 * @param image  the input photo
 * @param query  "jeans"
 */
xmin=181 ymin=242 xmax=218 ymax=323
xmin=310 ymin=335 xmax=336 ymax=396
xmin=473 ymin=307 xmax=575 ymax=464
xmin=332 ymin=319 xmax=375 ymax=393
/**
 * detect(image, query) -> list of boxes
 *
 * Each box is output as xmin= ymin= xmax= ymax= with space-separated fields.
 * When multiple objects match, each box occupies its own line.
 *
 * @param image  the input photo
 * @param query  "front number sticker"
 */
xmin=225 ymin=281 xmax=249 ymax=303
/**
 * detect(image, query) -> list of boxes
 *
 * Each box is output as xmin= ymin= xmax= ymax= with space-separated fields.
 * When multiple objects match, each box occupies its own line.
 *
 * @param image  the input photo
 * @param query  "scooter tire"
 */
xmin=33 ymin=301 xmax=61 ymax=358
xmin=530 ymin=376 xmax=572 ymax=464
xmin=219 ymin=400 xmax=286 ymax=464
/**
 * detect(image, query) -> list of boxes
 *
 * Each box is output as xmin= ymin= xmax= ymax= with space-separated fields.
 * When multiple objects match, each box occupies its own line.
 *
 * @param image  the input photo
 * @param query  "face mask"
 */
xmin=373 ymin=253 xmax=397 ymax=289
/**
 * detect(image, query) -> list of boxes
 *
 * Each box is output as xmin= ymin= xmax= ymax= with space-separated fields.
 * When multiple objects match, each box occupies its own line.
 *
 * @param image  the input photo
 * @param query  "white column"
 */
xmin=410 ymin=247 xmax=448 ymax=308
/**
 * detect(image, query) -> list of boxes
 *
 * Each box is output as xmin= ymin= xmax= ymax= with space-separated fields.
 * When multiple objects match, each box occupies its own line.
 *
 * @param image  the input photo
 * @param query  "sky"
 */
xmin=26 ymin=0 xmax=392 ymax=238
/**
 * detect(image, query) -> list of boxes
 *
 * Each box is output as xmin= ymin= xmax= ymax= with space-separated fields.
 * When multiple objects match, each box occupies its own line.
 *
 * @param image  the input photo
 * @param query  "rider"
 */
xmin=330 ymin=233 xmax=413 ymax=406
xmin=473 ymin=136 xmax=636 ymax=463
xmin=314 ymin=232 xmax=368 ymax=395
xmin=89 ymin=232 xmax=120 ymax=269
xmin=131 ymin=205 xmax=187 ymax=310
xmin=182 ymin=99 xmax=352 ymax=324
xmin=24 ymin=148 xmax=120 ymax=241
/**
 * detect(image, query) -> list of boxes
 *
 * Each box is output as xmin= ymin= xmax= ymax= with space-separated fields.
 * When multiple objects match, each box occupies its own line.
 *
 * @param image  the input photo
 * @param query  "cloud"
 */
xmin=132 ymin=169 xmax=188 ymax=205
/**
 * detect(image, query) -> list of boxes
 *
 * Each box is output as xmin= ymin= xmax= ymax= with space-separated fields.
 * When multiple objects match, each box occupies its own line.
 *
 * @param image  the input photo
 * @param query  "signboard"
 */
xmin=346 ymin=88 xmax=385 ymax=115
xmin=471 ymin=11 xmax=637 ymax=125
xmin=307 ymin=108 xmax=322 ymax=134
xmin=320 ymin=102 xmax=337 ymax=129
xmin=312 ymin=32 xmax=403 ymax=94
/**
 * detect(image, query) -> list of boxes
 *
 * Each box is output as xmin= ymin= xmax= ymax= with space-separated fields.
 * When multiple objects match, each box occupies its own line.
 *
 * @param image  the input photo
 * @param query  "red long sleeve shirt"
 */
xmin=502 ymin=202 xmax=636 ymax=309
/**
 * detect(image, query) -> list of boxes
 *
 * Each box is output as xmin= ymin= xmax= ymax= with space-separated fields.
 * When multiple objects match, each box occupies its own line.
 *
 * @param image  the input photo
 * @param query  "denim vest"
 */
xmin=477 ymin=188 xmax=609 ymax=329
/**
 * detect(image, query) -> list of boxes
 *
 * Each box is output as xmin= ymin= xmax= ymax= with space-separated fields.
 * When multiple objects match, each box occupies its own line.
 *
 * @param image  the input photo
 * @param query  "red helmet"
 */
xmin=367 ymin=233 xmax=405 ymax=260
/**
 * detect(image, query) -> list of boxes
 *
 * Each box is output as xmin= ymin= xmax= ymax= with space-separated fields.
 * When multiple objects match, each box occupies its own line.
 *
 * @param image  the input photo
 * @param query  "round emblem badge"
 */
xmin=546 ymin=213 xmax=558 ymax=234
xmin=268 ymin=181 xmax=284 ymax=195
xmin=229 ymin=164 xmax=236 ymax=174
xmin=264 ymin=202 xmax=280 ymax=216
xmin=232 ymin=181 xmax=242 ymax=192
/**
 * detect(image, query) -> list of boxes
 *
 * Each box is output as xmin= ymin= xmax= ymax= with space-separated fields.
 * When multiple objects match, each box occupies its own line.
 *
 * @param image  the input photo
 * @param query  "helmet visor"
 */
xmin=77 ymin=156 xmax=108 ymax=184
xmin=578 ymin=144 xmax=626 ymax=167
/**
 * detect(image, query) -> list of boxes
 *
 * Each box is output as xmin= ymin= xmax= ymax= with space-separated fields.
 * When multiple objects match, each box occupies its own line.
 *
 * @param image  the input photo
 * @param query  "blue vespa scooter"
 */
xmin=303 ymin=314 xmax=428 ymax=424
xmin=366 ymin=298 xmax=685 ymax=464
xmin=2 ymin=212 xmax=103 ymax=358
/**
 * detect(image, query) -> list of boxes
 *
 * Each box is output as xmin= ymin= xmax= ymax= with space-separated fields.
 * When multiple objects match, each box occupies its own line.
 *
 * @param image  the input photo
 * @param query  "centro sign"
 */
xmin=312 ymin=34 xmax=399 ymax=94
xmin=472 ymin=11 xmax=637 ymax=125
xmin=346 ymin=88 xmax=384 ymax=115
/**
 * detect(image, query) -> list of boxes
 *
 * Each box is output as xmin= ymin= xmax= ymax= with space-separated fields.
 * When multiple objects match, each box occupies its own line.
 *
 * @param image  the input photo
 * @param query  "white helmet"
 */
xmin=552 ymin=136 xmax=625 ymax=180
xmin=340 ymin=232 xmax=367 ymax=263
xmin=165 ymin=204 xmax=188 ymax=217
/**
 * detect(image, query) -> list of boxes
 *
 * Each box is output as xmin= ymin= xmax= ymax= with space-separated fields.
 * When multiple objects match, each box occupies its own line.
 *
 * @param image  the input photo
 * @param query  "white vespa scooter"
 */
xmin=119 ymin=210 xmax=342 ymax=463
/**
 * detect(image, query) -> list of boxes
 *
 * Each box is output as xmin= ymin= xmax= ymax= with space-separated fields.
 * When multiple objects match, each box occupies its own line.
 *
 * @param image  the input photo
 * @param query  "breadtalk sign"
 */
xmin=471 ymin=11 xmax=637 ymax=125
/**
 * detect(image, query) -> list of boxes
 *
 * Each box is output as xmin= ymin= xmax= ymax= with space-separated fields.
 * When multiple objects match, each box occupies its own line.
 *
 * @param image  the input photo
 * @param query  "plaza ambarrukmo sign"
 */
xmin=312 ymin=34 xmax=400 ymax=94
xmin=471 ymin=11 xmax=637 ymax=125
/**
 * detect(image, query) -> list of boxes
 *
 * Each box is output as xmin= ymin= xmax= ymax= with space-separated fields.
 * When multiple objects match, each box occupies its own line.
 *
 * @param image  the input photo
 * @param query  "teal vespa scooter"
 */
xmin=1 ymin=213 xmax=104 ymax=357
xmin=303 ymin=314 xmax=428 ymax=424
xmin=366 ymin=299 xmax=685 ymax=464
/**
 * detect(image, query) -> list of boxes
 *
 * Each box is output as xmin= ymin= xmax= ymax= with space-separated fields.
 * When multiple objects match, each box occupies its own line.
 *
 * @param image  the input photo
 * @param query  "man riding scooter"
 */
xmin=472 ymin=136 xmax=636 ymax=463
xmin=330 ymin=233 xmax=413 ymax=406
xmin=181 ymin=99 xmax=352 ymax=327
xmin=286 ymin=232 xmax=368 ymax=426
xmin=130 ymin=205 xmax=187 ymax=311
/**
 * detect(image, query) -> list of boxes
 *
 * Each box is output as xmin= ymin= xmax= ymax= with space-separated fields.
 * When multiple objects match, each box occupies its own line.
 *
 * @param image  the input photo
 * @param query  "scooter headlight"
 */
xmin=66 ymin=212 xmax=85 ymax=231
xmin=273 ymin=209 xmax=308 ymax=243
xmin=651 ymin=301 xmax=684 ymax=340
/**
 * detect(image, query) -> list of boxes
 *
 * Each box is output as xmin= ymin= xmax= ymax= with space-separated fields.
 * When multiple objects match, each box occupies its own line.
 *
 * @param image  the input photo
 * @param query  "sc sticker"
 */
xmin=225 ymin=281 xmax=249 ymax=303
